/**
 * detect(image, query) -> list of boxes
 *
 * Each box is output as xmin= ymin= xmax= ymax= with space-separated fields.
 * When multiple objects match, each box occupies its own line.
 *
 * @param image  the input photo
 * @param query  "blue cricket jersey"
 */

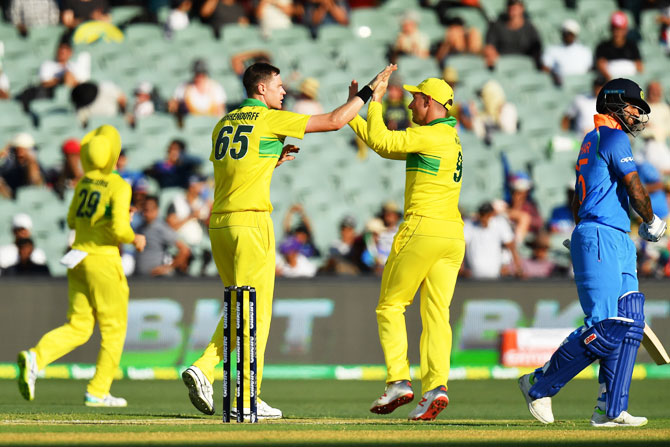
xmin=574 ymin=114 xmax=637 ymax=232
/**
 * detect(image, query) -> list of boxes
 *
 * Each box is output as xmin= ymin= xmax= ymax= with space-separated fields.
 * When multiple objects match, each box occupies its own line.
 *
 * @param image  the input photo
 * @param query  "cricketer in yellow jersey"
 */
xmin=182 ymin=62 xmax=397 ymax=419
xmin=348 ymin=77 xmax=465 ymax=421
xmin=16 ymin=125 xmax=146 ymax=407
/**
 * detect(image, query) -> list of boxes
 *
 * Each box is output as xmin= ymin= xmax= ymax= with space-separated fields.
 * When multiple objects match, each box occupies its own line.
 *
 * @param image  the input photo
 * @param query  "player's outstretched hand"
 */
xmin=368 ymin=64 xmax=397 ymax=91
xmin=348 ymin=80 xmax=359 ymax=102
xmin=276 ymin=144 xmax=300 ymax=167
xmin=133 ymin=234 xmax=147 ymax=252
xmin=371 ymin=65 xmax=397 ymax=102
xmin=639 ymin=214 xmax=667 ymax=242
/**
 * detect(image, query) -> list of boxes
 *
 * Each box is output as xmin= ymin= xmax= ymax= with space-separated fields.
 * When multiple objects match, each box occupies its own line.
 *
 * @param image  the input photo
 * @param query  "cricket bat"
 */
xmin=642 ymin=324 xmax=670 ymax=365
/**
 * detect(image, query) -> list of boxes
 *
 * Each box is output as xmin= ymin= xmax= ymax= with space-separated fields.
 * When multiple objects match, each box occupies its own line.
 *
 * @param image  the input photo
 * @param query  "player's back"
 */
xmin=209 ymin=98 xmax=309 ymax=214
xmin=574 ymin=115 xmax=636 ymax=232
xmin=403 ymin=119 xmax=463 ymax=223
xmin=68 ymin=126 xmax=135 ymax=255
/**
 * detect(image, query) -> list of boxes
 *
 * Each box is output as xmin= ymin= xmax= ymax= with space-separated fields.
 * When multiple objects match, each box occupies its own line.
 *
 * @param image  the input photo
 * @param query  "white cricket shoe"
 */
xmin=591 ymin=409 xmax=648 ymax=427
xmin=84 ymin=392 xmax=128 ymax=407
xmin=182 ymin=366 xmax=215 ymax=415
xmin=17 ymin=350 xmax=37 ymax=401
xmin=370 ymin=380 xmax=414 ymax=415
xmin=231 ymin=399 xmax=283 ymax=420
xmin=518 ymin=373 xmax=554 ymax=424
xmin=408 ymin=385 xmax=449 ymax=421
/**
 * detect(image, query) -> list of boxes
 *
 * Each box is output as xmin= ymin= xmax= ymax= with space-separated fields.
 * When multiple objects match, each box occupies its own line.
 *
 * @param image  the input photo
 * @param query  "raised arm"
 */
xmin=305 ymin=64 xmax=396 ymax=133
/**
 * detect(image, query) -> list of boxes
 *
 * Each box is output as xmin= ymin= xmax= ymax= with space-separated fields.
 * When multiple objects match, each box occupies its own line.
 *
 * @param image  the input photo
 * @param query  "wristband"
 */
xmin=355 ymin=85 xmax=373 ymax=103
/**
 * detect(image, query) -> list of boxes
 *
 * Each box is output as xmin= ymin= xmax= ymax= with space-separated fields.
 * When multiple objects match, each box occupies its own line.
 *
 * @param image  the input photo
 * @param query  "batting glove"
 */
xmin=639 ymin=214 xmax=667 ymax=242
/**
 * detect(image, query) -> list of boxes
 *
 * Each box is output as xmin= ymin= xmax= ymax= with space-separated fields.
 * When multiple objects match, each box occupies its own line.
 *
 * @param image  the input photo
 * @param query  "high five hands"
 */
xmin=348 ymin=64 xmax=398 ymax=102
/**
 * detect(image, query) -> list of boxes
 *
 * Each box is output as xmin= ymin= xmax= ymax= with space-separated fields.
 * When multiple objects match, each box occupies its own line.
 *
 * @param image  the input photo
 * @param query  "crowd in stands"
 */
xmin=2 ymin=0 xmax=670 ymax=279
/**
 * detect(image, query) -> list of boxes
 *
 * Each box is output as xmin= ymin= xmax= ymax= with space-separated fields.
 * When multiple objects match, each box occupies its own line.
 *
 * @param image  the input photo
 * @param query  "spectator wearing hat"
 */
xmin=0 ymin=214 xmax=47 ymax=271
xmin=0 ymin=133 xmax=45 ymax=199
xmin=144 ymin=139 xmax=202 ymax=189
xmin=471 ymin=79 xmax=518 ymax=144
xmin=356 ymin=217 xmax=387 ymax=275
xmin=483 ymin=0 xmax=543 ymax=70
xmin=390 ymin=10 xmax=430 ymax=62
xmin=377 ymin=200 xmax=401 ymax=259
xmin=292 ymin=77 xmax=324 ymax=115
xmin=166 ymin=174 xmax=212 ymax=248
xmin=47 ymin=138 xmax=84 ymax=199
xmin=168 ymin=59 xmax=226 ymax=118
xmin=276 ymin=236 xmax=318 ymax=278
xmin=542 ymin=19 xmax=593 ymax=87
xmin=9 ymin=0 xmax=59 ymax=37
xmin=594 ymin=11 xmax=643 ymax=80
xmin=463 ymin=201 xmax=522 ymax=278
xmin=71 ymin=80 xmax=127 ymax=127
xmin=135 ymin=195 xmax=191 ymax=276
xmin=562 ymin=75 xmax=606 ymax=136
xmin=506 ymin=172 xmax=543 ymax=242
xmin=1 ymin=238 xmax=50 ymax=277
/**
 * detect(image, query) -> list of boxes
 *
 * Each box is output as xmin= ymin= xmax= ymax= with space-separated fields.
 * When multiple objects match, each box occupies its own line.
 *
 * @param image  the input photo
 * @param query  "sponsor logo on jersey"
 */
xmin=620 ymin=157 xmax=634 ymax=163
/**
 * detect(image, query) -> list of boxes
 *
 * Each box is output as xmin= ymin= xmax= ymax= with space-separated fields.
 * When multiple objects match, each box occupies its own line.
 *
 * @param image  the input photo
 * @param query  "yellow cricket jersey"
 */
xmin=68 ymin=129 xmax=135 ymax=255
xmin=350 ymin=101 xmax=463 ymax=223
xmin=210 ymin=98 xmax=310 ymax=213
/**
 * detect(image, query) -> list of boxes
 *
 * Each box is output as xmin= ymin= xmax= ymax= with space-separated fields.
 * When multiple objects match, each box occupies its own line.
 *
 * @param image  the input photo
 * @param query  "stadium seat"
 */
xmin=15 ymin=187 xmax=61 ymax=213
xmin=123 ymin=24 xmax=164 ymax=47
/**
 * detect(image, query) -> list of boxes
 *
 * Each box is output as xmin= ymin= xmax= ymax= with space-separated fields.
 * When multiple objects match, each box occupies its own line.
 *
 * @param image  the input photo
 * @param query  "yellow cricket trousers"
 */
xmin=32 ymin=254 xmax=129 ymax=398
xmin=193 ymin=211 xmax=275 ymax=405
xmin=377 ymin=215 xmax=465 ymax=395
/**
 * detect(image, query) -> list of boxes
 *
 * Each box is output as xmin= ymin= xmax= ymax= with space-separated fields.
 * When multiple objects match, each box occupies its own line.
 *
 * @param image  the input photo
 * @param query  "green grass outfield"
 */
xmin=1 ymin=379 xmax=669 ymax=446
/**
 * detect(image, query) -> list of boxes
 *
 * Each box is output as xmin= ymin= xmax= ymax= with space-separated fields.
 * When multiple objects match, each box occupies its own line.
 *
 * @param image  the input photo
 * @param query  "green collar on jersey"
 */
xmin=240 ymin=98 xmax=268 ymax=109
xmin=426 ymin=116 xmax=457 ymax=127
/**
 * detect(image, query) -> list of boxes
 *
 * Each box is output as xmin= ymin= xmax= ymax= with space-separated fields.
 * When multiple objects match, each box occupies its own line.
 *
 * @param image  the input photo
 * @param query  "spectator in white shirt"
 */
xmin=561 ymin=75 xmax=606 ymax=136
xmin=463 ymin=202 xmax=522 ymax=279
xmin=277 ymin=237 xmax=317 ymax=278
xmin=166 ymin=175 xmax=211 ymax=248
xmin=0 ymin=213 xmax=47 ymax=272
xmin=542 ymin=19 xmax=592 ymax=87
xmin=169 ymin=59 xmax=226 ymax=118
xmin=39 ymin=37 xmax=91 ymax=90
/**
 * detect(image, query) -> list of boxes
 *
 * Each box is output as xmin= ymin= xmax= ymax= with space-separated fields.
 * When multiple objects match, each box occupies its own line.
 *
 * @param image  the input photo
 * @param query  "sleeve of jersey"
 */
xmin=110 ymin=179 xmax=135 ymax=244
xmin=349 ymin=115 xmax=405 ymax=160
xmin=366 ymin=102 xmax=428 ymax=157
xmin=603 ymin=130 xmax=637 ymax=179
xmin=266 ymin=110 xmax=310 ymax=139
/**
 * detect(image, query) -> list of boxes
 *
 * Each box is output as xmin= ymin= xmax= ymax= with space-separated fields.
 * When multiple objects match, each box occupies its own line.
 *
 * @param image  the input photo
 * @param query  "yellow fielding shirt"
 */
xmin=68 ymin=172 xmax=135 ymax=255
xmin=350 ymin=101 xmax=463 ymax=223
xmin=210 ymin=98 xmax=310 ymax=213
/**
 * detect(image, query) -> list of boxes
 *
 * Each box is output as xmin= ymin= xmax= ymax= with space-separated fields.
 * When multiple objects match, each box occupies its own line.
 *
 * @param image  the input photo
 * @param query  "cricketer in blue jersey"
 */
xmin=519 ymin=78 xmax=666 ymax=427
